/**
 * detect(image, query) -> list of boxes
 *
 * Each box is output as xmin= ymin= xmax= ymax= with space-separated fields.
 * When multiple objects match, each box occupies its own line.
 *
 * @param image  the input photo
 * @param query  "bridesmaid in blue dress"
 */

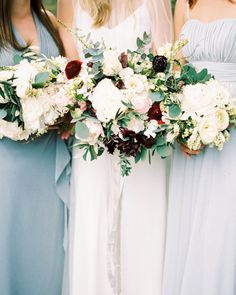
xmin=163 ymin=0 xmax=236 ymax=294
xmin=0 ymin=1 xmax=70 ymax=294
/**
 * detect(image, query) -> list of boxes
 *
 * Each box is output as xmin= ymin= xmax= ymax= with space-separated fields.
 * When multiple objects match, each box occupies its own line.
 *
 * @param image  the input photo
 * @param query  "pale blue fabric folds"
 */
xmin=0 ymin=11 xmax=70 ymax=295
xmin=163 ymin=18 xmax=236 ymax=295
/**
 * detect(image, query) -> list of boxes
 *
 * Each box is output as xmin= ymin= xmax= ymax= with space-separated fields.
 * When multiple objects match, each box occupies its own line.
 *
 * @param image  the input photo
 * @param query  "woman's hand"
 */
xmin=180 ymin=143 xmax=202 ymax=158
xmin=60 ymin=123 xmax=74 ymax=140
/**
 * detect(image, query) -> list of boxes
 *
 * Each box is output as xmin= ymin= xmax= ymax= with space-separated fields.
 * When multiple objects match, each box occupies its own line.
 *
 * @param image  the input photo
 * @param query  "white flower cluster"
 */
xmin=177 ymin=80 xmax=235 ymax=150
xmin=0 ymin=57 xmax=74 ymax=141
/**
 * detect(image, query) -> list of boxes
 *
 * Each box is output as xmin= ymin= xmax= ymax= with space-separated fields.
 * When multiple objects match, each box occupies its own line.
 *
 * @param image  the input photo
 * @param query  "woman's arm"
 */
xmin=174 ymin=0 xmax=187 ymax=40
xmin=57 ymin=0 xmax=79 ymax=59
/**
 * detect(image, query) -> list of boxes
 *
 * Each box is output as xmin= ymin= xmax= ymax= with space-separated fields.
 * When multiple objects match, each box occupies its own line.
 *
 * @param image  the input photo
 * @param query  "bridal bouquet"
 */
xmin=164 ymin=78 xmax=236 ymax=151
xmin=65 ymin=33 xmax=190 ymax=175
xmin=0 ymin=53 xmax=74 ymax=141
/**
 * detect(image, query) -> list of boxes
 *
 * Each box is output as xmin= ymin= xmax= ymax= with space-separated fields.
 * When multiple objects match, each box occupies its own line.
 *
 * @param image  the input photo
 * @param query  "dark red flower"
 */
xmin=115 ymin=79 xmax=125 ymax=89
xmin=138 ymin=135 xmax=157 ymax=149
xmin=148 ymin=102 xmax=162 ymax=121
xmin=158 ymin=119 xmax=165 ymax=125
xmin=152 ymin=55 xmax=168 ymax=73
xmin=65 ymin=59 xmax=83 ymax=80
xmin=119 ymin=52 xmax=128 ymax=68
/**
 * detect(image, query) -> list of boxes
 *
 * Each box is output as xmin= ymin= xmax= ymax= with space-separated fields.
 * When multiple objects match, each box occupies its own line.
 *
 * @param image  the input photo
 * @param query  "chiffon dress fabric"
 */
xmin=163 ymin=5 xmax=236 ymax=295
xmin=0 ymin=13 xmax=70 ymax=295
xmin=66 ymin=1 xmax=172 ymax=295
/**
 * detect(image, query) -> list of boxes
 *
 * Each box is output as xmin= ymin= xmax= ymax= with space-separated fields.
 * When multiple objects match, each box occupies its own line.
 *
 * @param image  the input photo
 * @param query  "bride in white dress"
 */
xmin=58 ymin=1 xmax=172 ymax=294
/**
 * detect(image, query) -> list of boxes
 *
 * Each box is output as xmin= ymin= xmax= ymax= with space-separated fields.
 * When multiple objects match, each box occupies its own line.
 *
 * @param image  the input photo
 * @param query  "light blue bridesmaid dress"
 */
xmin=0 ymin=13 xmax=70 ymax=295
xmin=163 ymin=6 xmax=236 ymax=295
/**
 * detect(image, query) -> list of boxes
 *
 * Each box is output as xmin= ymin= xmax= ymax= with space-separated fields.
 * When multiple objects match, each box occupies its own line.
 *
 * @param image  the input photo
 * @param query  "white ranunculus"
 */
xmin=90 ymin=78 xmax=126 ymax=123
xmin=198 ymin=117 xmax=218 ymax=144
xmin=103 ymin=50 xmax=122 ymax=76
xmin=214 ymin=108 xmax=229 ymax=131
xmin=126 ymin=117 xmax=145 ymax=133
xmin=166 ymin=123 xmax=180 ymax=143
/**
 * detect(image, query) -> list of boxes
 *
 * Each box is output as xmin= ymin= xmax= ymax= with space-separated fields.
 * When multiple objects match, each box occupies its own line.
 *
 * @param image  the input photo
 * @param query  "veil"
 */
xmin=70 ymin=0 xmax=172 ymax=47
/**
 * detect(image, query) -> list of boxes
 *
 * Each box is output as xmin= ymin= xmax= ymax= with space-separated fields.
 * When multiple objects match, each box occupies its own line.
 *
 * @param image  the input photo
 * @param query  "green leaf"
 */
xmin=13 ymin=54 xmax=23 ymax=65
xmin=150 ymin=92 xmax=164 ymax=102
xmin=136 ymin=37 xmax=144 ymax=48
xmin=156 ymin=136 xmax=166 ymax=146
xmin=156 ymin=144 xmax=170 ymax=158
xmin=34 ymin=72 xmax=50 ymax=85
xmin=75 ymin=121 xmax=89 ymax=139
xmin=89 ymin=145 xmax=97 ymax=161
xmin=0 ymin=109 xmax=7 ymax=119
xmin=169 ymin=104 xmax=181 ymax=118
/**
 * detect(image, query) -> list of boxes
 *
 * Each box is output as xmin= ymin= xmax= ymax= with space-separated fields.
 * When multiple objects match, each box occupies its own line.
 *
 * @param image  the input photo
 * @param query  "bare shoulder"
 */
xmin=45 ymin=10 xmax=58 ymax=29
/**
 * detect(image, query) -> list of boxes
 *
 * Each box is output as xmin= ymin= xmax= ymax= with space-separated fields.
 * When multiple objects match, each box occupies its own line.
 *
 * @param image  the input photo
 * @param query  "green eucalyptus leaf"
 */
xmin=34 ymin=72 xmax=50 ymax=85
xmin=156 ymin=137 xmax=166 ymax=146
xmin=150 ymin=92 xmax=164 ymax=102
xmin=156 ymin=144 xmax=170 ymax=158
xmin=75 ymin=121 xmax=89 ymax=139
xmin=0 ymin=109 xmax=7 ymax=119
xmin=13 ymin=54 xmax=23 ymax=65
xmin=169 ymin=104 xmax=181 ymax=118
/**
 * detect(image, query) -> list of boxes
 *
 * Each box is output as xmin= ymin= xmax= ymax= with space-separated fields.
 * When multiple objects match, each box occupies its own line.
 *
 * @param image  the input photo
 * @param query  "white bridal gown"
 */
xmin=68 ymin=1 xmax=171 ymax=295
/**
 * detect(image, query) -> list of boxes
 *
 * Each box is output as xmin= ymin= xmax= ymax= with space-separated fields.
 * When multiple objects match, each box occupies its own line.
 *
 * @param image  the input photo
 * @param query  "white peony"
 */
xmin=198 ymin=116 xmax=218 ymax=144
xmin=90 ymin=78 xmax=126 ymax=123
xmin=0 ymin=120 xmax=29 ymax=141
xmin=181 ymin=82 xmax=217 ymax=118
xmin=13 ymin=60 xmax=39 ymax=97
xmin=103 ymin=50 xmax=122 ymax=76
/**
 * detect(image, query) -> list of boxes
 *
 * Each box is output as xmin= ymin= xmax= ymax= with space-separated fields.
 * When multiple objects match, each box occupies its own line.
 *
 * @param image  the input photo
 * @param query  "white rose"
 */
xmin=214 ymin=108 xmax=229 ymax=131
xmin=119 ymin=68 xmax=134 ymax=80
xmin=90 ymin=78 xmax=126 ymax=123
xmin=198 ymin=117 xmax=218 ymax=144
xmin=0 ymin=70 xmax=14 ymax=81
xmin=209 ymin=80 xmax=231 ymax=106
xmin=124 ymin=74 xmax=148 ymax=94
xmin=126 ymin=117 xmax=145 ymax=133
xmin=103 ymin=50 xmax=122 ymax=76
